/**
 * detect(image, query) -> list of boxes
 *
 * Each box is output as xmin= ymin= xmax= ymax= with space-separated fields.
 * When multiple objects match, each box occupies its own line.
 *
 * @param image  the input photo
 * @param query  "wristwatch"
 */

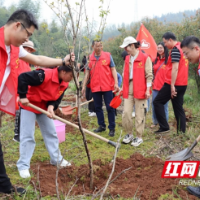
xmin=62 ymin=58 xmax=66 ymax=66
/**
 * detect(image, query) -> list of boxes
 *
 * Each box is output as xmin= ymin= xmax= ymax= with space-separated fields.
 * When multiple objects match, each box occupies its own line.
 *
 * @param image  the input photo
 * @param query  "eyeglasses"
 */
xmin=20 ymin=22 xmax=32 ymax=37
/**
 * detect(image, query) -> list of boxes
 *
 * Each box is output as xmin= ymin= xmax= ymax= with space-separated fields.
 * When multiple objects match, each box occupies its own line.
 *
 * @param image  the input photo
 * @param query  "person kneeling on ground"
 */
xmin=120 ymin=36 xmax=153 ymax=147
xmin=17 ymin=65 xmax=73 ymax=178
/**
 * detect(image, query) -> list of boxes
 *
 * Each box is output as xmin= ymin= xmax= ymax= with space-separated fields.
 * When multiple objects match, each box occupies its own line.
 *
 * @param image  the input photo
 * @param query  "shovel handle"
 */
xmin=196 ymin=135 xmax=200 ymax=143
xmin=80 ymin=98 xmax=93 ymax=106
xmin=28 ymin=103 xmax=118 ymax=148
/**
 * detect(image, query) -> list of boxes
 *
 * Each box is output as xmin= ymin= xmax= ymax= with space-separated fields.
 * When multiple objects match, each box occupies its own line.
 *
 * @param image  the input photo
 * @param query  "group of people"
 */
xmin=0 ymin=7 xmax=200 ymax=199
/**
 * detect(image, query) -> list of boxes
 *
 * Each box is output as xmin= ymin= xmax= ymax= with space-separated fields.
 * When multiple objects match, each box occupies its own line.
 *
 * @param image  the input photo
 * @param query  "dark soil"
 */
xmin=31 ymin=153 xmax=197 ymax=199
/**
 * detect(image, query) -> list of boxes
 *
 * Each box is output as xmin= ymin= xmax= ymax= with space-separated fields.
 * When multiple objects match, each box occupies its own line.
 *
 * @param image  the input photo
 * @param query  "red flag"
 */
xmin=136 ymin=24 xmax=157 ymax=61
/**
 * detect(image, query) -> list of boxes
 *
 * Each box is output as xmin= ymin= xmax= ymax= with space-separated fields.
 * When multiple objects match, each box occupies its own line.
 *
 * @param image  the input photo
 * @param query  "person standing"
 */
xmin=120 ymin=36 xmax=153 ymax=146
xmin=151 ymin=42 xmax=169 ymax=128
xmin=180 ymin=35 xmax=200 ymax=199
xmin=153 ymin=32 xmax=188 ymax=134
xmin=82 ymin=40 xmax=119 ymax=137
xmin=0 ymin=9 xmax=74 ymax=194
xmin=13 ymin=40 xmax=36 ymax=142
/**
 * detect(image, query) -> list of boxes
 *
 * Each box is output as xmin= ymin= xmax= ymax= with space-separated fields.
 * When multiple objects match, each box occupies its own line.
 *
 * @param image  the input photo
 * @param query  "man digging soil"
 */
xmin=181 ymin=35 xmax=200 ymax=198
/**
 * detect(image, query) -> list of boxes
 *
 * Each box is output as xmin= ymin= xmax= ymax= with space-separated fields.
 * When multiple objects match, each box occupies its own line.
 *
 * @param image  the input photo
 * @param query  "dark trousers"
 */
xmin=153 ymin=83 xmax=187 ymax=133
xmin=86 ymin=87 xmax=95 ymax=113
xmin=14 ymin=109 xmax=21 ymax=137
xmin=92 ymin=91 xmax=115 ymax=130
xmin=0 ymin=141 xmax=12 ymax=192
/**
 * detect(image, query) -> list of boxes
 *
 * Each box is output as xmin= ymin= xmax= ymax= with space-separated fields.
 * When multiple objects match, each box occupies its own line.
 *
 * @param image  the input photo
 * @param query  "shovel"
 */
xmin=167 ymin=135 xmax=200 ymax=161
xmin=28 ymin=103 xmax=119 ymax=148
xmin=59 ymin=98 xmax=94 ymax=115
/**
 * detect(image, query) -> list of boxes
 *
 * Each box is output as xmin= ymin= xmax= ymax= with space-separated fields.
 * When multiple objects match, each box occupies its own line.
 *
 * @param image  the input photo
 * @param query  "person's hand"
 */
xmin=20 ymin=98 xmax=29 ymax=106
xmin=171 ymin=85 xmax=177 ymax=99
xmin=198 ymin=69 xmax=200 ymax=76
xmin=47 ymin=105 xmax=54 ymax=118
xmin=82 ymin=87 xmax=86 ymax=98
xmin=113 ymin=84 xmax=119 ymax=93
xmin=64 ymin=52 xmax=75 ymax=65
xmin=145 ymin=88 xmax=151 ymax=99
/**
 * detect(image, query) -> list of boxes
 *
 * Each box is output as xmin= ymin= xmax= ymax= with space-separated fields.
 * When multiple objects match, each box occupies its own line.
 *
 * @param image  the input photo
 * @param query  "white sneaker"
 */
xmin=132 ymin=112 xmax=135 ymax=118
xmin=123 ymin=134 xmax=134 ymax=144
xmin=88 ymin=112 xmax=91 ymax=115
xmin=60 ymin=159 xmax=71 ymax=167
xmin=89 ymin=112 xmax=96 ymax=117
xmin=19 ymin=169 xmax=31 ymax=178
xmin=131 ymin=137 xmax=143 ymax=147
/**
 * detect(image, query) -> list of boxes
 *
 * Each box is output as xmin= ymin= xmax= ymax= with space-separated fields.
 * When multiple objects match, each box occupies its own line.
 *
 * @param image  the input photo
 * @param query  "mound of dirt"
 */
xmin=31 ymin=153 xmax=197 ymax=199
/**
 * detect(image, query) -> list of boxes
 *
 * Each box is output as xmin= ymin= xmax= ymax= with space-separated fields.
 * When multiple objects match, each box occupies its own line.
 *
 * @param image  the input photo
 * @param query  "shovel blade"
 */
xmin=59 ymin=107 xmax=73 ymax=115
xmin=167 ymin=148 xmax=192 ymax=161
xmin=168 ymin=151 xmax=193 ymax=161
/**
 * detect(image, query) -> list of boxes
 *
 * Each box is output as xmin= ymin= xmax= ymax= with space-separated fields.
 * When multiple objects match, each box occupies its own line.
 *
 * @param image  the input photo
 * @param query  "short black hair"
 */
xmin=6 ymin=9 xmax=38 ymax=30
xmin=92 ymin=40 xmax=102 ymax=47
xmin=58 ymin=65 xmax=73 ymax=73
xmin=162 ymin=32 xmax=176 ymax=41
xmin=181 ymin=36 xmax=200 ymax=48
xmin=121 ymin=51 xmax=129 ymax=60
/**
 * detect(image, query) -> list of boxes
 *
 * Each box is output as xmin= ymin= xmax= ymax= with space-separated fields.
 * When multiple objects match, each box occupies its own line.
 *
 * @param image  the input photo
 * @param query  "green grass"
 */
xmin=1 ymin=78 xmax=200 ymax=199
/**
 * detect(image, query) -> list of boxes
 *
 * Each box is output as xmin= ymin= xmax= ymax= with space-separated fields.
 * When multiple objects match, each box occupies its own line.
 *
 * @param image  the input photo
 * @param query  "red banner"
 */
xmin=136 ymin=24 xmax=157 ymax=61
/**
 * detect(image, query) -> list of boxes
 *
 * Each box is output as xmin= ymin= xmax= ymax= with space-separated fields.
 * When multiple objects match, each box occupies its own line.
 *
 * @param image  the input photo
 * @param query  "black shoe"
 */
xmin=154 ymin=128 xmax=170 ymax=134
xmin=109 ymin=129 xmax=115 ymax=137
xmin=187 ymin=186 xmax=200 ymax=198
xmin=94 ymin=126 xmax=106 ymax=133
xmin=13 ymin=135 xmax=20 ymax=142
xmin=0 ymin=186 xmax=26 ymax=195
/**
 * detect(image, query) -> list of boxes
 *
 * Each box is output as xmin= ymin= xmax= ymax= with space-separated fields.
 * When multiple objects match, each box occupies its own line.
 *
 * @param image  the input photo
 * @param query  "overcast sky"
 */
xmin=4 ymin=0 xmax=200 ymax=26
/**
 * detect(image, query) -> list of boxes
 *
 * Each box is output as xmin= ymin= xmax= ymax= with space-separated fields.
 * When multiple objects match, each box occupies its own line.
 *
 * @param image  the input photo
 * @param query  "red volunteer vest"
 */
xmin=123 ymin=51 xmax=148 ymax=99
xmin=17 ymin=59 xmax=31 ymax=76
xmin=153 ymin=57 xmax=167 ymax=91
xmin=88 ymin=51 xmax=114 ymax=92
xmin=20 ymin=68 xmax=69 ymax=114
xmin=165 ymin=42 xmax=188 ymax=86
xmin=0 ymin=26 xmax=19 ymax=116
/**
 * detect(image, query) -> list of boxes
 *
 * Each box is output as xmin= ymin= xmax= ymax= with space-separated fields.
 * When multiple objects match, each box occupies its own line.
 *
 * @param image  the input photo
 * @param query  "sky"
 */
xmin=3 ymin=0 xmax=200 ymax=26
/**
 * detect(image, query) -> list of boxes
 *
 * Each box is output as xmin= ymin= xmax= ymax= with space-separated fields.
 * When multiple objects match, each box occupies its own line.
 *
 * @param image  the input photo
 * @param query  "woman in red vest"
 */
xmin=120 ymin=36 xmax=153 ymax=147
xmin=13 ymin=40 xmax=36 ymax=143
xmin=17 ymin=66 xmax=73 ymax=178
xmin=151 ymin=42 xmax=169 ymax=128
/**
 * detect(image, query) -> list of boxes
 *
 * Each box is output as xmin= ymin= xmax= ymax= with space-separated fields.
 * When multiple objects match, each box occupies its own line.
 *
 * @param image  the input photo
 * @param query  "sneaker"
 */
xmin=19 ymin=169 xmax=31 ymax=178
xmin=89 ymin=112 xmax=96 ymax=117
xmin=51 ymin=159 xmax=71 ymax=167
xmin=123 ymin=134 xmax=134 ymax=144
xmin=132 ymin=112 xmax=135 ymax=118
xmin=131 ymin=137 xmax=143 ymax=147
xmin=108 ymin=129 xmax=115 ymax=137
xmin=187 ymin=186 xmax=200 ymax=198
xmin=88 ymin=112 xmax=91 ymax=115
xmin=60 ymin=159 xmax=71 ymax=167
xmin=0 ymin=186 xmax=26 ymax=195
xmin=94 ymin=126 xmax=106 ymax=133
xmin=154 ymin=128 xmax=170 ymax=134
xmin=13 ymin=135 xmax=20 ymax=142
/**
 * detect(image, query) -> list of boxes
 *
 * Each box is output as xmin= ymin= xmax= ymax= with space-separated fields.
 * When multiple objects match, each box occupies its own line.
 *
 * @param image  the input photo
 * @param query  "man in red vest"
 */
xmin=120 ymin=36 xmax=153 ymax=147
xmin=153 ymin=32 xmax=188 ymax=134
xmin=13 ymin=40 xmax=36 ymax=143
xmin=82 ymin=40 xmax=119 ymax=137
xmin=180 ymin=36 xmax=200 ymax=199
xmin=0 ymin=9 xmax=74 ymax=195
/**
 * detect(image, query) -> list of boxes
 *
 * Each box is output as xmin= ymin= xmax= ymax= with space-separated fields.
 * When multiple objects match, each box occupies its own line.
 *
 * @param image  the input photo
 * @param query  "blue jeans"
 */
xmin=92 ymin=91 xmax=115 ymax=130
xmin=17 ymin=109 xmax=63 ymax=170
xmin=152 ymin=89 xmax=169 ymax=125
